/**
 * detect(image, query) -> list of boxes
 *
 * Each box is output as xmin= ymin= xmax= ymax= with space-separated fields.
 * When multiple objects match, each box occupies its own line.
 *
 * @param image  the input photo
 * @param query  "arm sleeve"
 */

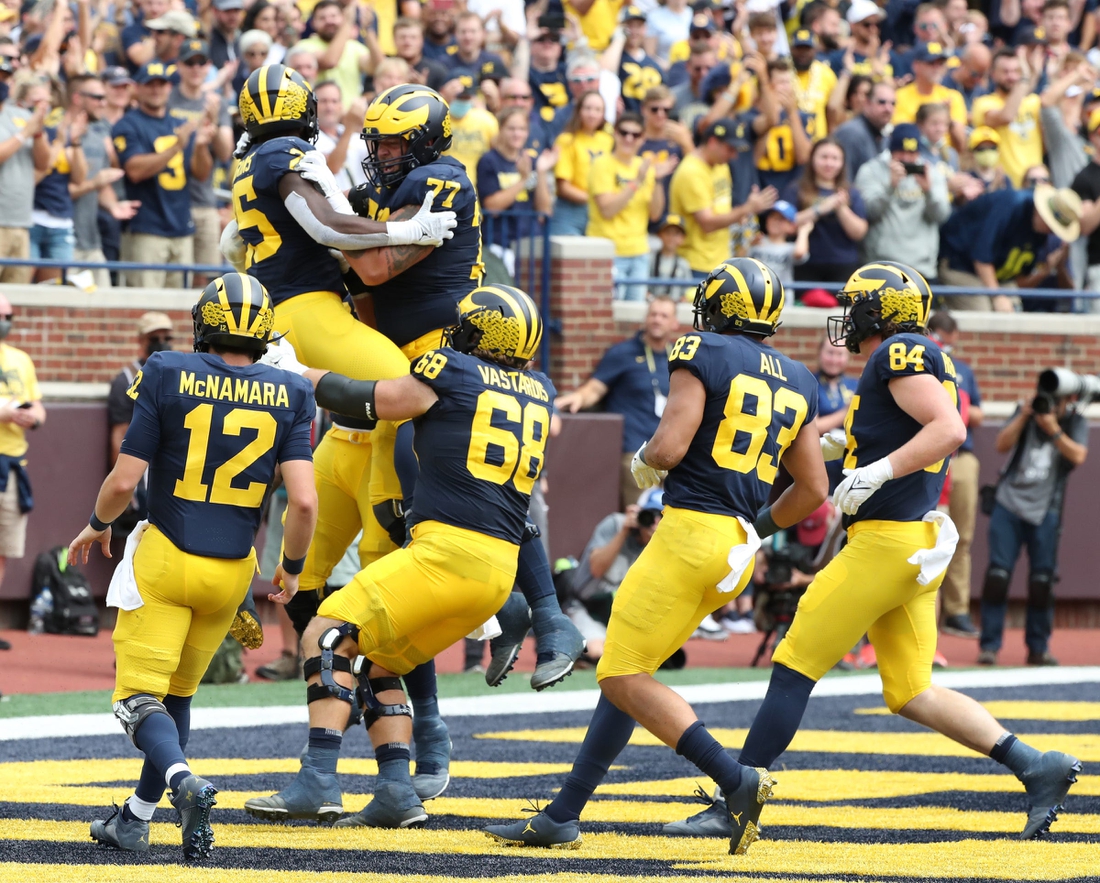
xmin=111 ymin=117 xmax=139 ymax=167
xmin=118 ymin=358 xmax=161 ymax=462
xmin=553 ymin=134 xmax=575 ymax=180
xmin=873 ymin=336 xmax=941 ymax=384
xmin=673 ymin=167 xmax=711 ymax=216
xmin=277 ymin=381 xmax=316 ymax=463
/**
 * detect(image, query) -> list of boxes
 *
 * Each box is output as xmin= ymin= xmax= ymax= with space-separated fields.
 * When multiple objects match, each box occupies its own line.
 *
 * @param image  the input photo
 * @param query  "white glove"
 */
xmin=906 ymin=511 xmax=959 ymax=586
xmin=296 ymin=149 xmax=354 ymax=214
xmin=386 ymin=192 xmax=457 ymax=247
xmin=233 ymin=131 xmax=251 ymax=159
xmin=820 ymin=428 xmax=848 ymax=462
xmin=219 ymin=219 xmax=248 ymax=273
xmin=631 ymin=442 xmax=667 ymax=490
xmin=832 ymin=457 xmax=894 ymax=515
xmin=260 ymin=336 xmax=308 ymax=376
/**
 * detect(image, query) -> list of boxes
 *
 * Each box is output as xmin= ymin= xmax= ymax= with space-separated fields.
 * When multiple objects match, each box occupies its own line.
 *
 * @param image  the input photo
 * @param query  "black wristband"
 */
xmin=315 ymin=371 xmax=378 ymax=422
xmin=754 ymin=506 xmax=780 ymax=539
xmin=281 ymin=553 xmax=307 ymax=575
xmin=89 ymin=511 xmax=111 ymax=532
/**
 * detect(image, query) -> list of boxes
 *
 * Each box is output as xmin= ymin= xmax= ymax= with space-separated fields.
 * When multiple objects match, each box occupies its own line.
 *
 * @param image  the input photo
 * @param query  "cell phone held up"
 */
xmin=903 ymin=161 xmax=926 ymax=176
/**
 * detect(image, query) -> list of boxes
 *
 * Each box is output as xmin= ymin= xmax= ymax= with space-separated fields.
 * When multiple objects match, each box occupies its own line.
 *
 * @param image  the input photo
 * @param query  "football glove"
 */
xmin=296 ymin=149 xmax=354 ymax=214
xmin=630 ymin=442 xmax=667 ymax=490
xmin=219 ymin=219 xmax=248 ymax=273
xmin=832 ymin=457 xmax=894 ymax=515
xmin=387 ymin=192 xmax=457 ymax=247
xmin=260 ymin=336 xmax=308 ymax=376
xmin=820 ymin=428 xmax=848 ymax=462
xmin=233 ymin=131 xmax=251 ymax=159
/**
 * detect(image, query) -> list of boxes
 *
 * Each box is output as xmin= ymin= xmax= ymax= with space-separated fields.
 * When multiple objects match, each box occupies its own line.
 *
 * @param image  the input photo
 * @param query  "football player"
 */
xmin=484 ymin=259 xmax=829 ymax=852
xmin=255 ymin=285 xmax=555 ymax=829
xmin=69 ymin=274 xmax=317 ymax=860
xmin=666 ymin=261 xmax=1082 ymax=848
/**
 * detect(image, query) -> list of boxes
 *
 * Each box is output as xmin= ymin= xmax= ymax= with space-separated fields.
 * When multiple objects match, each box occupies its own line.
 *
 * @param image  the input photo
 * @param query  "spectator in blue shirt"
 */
xmin=938 ymin=184 xmax=1083 ymax=311
xmin=29 ymin=94 xmax=86 ymax=282
xmin=814 ymin=335 xmax=858 ymax=433
xmin=553 ymin=296 xmax=680 ymax=508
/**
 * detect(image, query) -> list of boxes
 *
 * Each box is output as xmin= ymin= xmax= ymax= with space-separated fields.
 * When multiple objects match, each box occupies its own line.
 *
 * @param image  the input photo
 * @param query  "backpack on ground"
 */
xmin=31 ymin=546 xmax=100 ymax=636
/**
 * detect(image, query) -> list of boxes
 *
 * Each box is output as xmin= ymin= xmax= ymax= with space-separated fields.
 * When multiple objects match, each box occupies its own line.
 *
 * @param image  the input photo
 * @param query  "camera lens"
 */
xmin=637 ymin=510 xmax=657 ymax=528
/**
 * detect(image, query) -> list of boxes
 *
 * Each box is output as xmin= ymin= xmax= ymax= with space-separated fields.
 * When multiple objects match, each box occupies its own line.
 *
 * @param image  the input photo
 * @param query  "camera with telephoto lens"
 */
xmin=1032 ymin=368 xmax=1100 ymax=414
xmin=764 ymin=541 xmax=815 ymax=587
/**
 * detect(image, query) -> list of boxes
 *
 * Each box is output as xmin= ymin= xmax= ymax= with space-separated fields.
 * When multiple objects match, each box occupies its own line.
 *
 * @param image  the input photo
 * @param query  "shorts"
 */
xmin=191 ymin=206 xmax=222 ymax=269
xmin=122 ymin=232 xmax=194 ymax=289
xmin=316 ymin=520 xmax=517 ymax=675
xmin=0 ymin=470 xmax=27 ymax=558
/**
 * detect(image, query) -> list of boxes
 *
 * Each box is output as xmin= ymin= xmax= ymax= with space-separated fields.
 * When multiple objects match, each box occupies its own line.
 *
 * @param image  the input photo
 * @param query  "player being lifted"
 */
xmin=485 ymin=259 xmax=829 ymax=854
xmin=70 ymin=274 xmax=317 ymax=860
xmin=666 ymin=261 xmax=1082 ymax=848
xmin=259 ymin=285 xmax=556 ymax=830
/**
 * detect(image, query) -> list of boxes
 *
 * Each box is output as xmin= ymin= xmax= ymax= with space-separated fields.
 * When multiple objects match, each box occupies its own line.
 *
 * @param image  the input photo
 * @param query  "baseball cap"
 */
xmin=451 ymin=68 xmax=478 ymax=96
xmin=764 ymin=200 xmax=797 ymax=223
xmin=914 ymin=41 xmax=948 ymax=63
xmin=213 ymin=0 xmax=245 ymax=10
xmin=1085 ymin=87 xmax=1100 ymax=106
xmin=638 ymin=488 xmax=665 ymax=512
xmin=620 ymin=4 xmax=647 ymax=22
xmin=796 ymin=501 xmax=832 ymax=547
xmin=479 ymin=58 xmax=508 ymax=83
xmin=660 ymin=214 xmax=686 ymax=232
xmin=968 ymin=125 xmax=1001 ymax=149
xmin=179 ymin=39 xmax=209 ymax=63
xmin=145 ymin=9 xmax=197 ymax=37
xmin=791 ymin=29 xmax=815 ymax=48
xmin=134 ymin=61 xmax=176 ymax=84
xmin=846 ymin=0 xmax=886 ymax=24
xmin=702 ymin=117 xmax=742 ymax=146
xmin=138 ymin=311 xmax=173 ymax=336
xmin=103 ymin=66 xmax=134 ymax=86
xmin=802 ymin=288 xmax=839 ymax=307
xmin=889 ymin=122 xmax=921 ymax=153
xmin=690 ymin=12 xmax=716 ymax=33
xmin=1015 ymin=21 xmax=1046 ymax=45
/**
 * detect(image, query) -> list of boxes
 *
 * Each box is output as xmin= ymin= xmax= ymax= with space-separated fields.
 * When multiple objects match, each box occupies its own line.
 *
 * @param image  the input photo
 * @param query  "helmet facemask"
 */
xmin=361 ymin=132 xmax=419 ymax=189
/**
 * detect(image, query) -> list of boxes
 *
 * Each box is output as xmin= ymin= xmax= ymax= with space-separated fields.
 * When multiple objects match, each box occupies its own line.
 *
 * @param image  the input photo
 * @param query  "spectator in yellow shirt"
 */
xmin=588 ymin=111 xmax=679 ymax=300
xmin=971 ymin=47 xmax=1044 ymax=188
xmin=444 ymin=81 xmax=499 ymax=188
xmin=668 ymin=118 xmax=777 ymax=276
xmin=566 ymin=0 xmax=622 ymax=51
xmin=892 ymin=42 xmax=967 ymax=150
xmin=791 ymin=29 xmax=836 ymax=140
xmin=551 ymin=90 xmax=614 ymax=235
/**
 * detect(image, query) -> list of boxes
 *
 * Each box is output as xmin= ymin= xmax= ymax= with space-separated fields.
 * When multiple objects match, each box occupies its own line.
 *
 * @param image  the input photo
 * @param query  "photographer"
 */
xmin=977 ymin=372 xmax=1089 ymax=667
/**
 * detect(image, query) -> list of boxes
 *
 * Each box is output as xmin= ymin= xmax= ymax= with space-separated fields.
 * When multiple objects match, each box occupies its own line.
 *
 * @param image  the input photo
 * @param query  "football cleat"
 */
xmin=726 ymin=766 xmax=776 ymax=855
xmin=531 ymin=613 xmax=586 ymax=692
xmin=90 ymin=804 xmax=151 ymax=853
xmin=244 ymin=763 xmax=343 ymax=823
xmin=412 ymin=714 xmax=451 ymax=800
xmin=169 ymin=775 xmax=218 ymax=860
xmin=661 ymin=785 xmax=731 ymax=837
xmin=333 ymin=782 xmax=428 ymax=828
xmin=486 ymin=592 xmax=531 ymax=687
xmin=484 ymin=806 xmax=582 ymax=848
xmin=229 ymin=589 xmax=263 ymax=650
xmin=1020 ymin=751 xmax=1082 ymax=839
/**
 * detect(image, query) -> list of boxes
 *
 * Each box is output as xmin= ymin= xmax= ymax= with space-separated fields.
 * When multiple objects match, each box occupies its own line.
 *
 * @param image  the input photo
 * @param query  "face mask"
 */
xmin=450 ymin=100 xmax=471 ymax=118
xmin=0 ymin=319 xmax=13 ymax=341
xmin=973 ymin=148 xmax=998 ymax=169
xmin=145 ymin=338 xmax=171 ymax=357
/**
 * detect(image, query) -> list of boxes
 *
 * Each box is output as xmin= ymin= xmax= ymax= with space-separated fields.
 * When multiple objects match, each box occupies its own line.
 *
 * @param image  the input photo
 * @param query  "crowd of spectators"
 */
xmin=0 ymin=0 xmax=1097 ymax=307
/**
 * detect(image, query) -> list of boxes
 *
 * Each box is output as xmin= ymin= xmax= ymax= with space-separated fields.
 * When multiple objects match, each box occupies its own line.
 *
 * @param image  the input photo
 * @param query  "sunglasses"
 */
xmin=1027 ymin=176 xmax=1051 ymax=185
xmin=182 ymin=57 xmax=208 ymax=66
xmin=80 ymin=91 xmax=107 ymax=100
xmin=873 ymin=97 xmax=896 ymax=105
xmin=617 ymin=129 xmax=642 ymax=139
xmin=645 ymin=105 xmax=671 ymax=114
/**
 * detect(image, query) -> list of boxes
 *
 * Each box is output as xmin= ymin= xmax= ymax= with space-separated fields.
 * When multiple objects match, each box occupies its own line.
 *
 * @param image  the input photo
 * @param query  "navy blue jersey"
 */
xmin=349 ymin=156 xmax=483 ymax=346
xmin=619 ymin=54 xmax=664 ymax=113
xmin=477 ymin=147 xmax=540 ymax=249
xmin=939 ymin=189 xmax=1046 ymax=280
xmin=407 ymin=348 xmax=555 ymax=543
xmin=530 ymin=66 xmax=569 ymax=122
xmin=443 ymin=47 xmax=504 ymax=74
xmin=662 ymin=333 xmax=819 ymax=520
xmin=742 ymin=107 xmax=816 ymax=192
xmin=120 ymin=350 xmax=315 ymax=559
xmin=232 ymin=136 xmax=346 ymax=306
xmin=112 ymin=109 xmax=195 ymax=237
xmin=842 ymin=333 xmax=959 ymax=524
xmin=640 ymin=136 xmax=683 ymax=234
xmin=33 ymin=123 xmax=74 ymax=219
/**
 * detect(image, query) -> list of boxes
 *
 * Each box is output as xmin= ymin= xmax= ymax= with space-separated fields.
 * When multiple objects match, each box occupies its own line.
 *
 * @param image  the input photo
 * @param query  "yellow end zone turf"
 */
xmin=855 ymin=701 xmax=1100 ymax=720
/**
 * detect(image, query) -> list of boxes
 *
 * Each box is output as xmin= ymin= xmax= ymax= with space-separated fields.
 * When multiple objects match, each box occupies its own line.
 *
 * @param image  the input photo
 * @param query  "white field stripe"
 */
xmin=2 ymin=667 xmax=1100 ymax=743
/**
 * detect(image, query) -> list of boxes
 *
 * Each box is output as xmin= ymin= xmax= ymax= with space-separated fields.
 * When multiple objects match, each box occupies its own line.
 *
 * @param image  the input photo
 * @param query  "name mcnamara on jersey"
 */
xmin=177 ymin=370 xmax=293 ymax=409
xmin=476 ymin=364 xmax=550 ymax=402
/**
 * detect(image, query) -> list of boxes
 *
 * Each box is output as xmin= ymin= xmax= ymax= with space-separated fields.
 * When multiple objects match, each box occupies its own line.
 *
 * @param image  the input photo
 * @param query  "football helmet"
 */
xmin=829 ymin=261 xmax=933 ymax=354
xmin=692 ymin=258 xmax=785 ymax=337
xmin=445 ymin=285 xmax=543 ymax=363
xmin=239 ymin=64 xmax=318 ymax=142
xmin=193 ymin=273 xmax=275 ymax=360
xmin=361 ymin=84 xmax=452 ymax=188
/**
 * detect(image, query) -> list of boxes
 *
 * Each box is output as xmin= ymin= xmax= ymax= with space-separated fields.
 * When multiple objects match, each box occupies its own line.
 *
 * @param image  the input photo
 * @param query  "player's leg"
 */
xmin=978 ymin=503 xmax=1026 ymax=662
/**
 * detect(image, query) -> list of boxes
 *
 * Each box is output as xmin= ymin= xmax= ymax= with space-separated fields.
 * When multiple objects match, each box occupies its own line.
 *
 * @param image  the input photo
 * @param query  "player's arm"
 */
xmin=637 ymin=367 xmax=705 ymax=471
xmin=67 ymin=453 xmax=149 ymax=565
xmin=303 ymin=369 xmax=440 ymax=423
xmin=279 ymin=174 xmax=456 ymax=249
xmin=343 ymin=201 xmax=435 ymax=287
xmin=270 ymin=458 xmax=318 ymax=604
xmin=887 ymin=373 xmax=967 ymax=476
xmin=754 ymin=421 xmax=829 ymax=537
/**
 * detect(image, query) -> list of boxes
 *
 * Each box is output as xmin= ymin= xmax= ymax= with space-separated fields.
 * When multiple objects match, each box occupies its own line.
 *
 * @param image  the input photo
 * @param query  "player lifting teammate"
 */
xmin=70 ymin=274 xmax=317 ymax=860
xmin=668 ymin=261 xmax=1082 ymax=849
xmin=485 ymin=258 xmax=828 ymax=853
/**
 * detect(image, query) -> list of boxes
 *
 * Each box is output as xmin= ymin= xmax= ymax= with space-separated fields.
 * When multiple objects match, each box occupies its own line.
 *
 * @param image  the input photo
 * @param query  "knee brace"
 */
xmin=1027 ymin=571 xmax=1054 ymax=607
xmin=112 ymin=693 xmax=169 ymax=746
xmin=303 ymin=623 xmax=361 ymax=708
xmin=355 ymin=672 xmax=412 ymax=730
xmin=373 ymin=499 xmax=407 ymax=548
xmin=981 ymin=567 xmax=1011 ymax=605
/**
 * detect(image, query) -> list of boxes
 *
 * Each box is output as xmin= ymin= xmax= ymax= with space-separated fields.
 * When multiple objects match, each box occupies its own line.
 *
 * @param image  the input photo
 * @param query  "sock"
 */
xmin=121 ymin=795 xmax=158 ymax=822
xmin=990 ymin=733 xmax=1043 ymax=777
xmin=131 ymin=710 xmax=188 ymax=795
xmin=410 ymin=692 xmax=445 ymax=775
xmin=135 ymin=694 xmax=192 ymax=804
xmin=403 ymin=661 xmax=437 ymax=703
xmin=676 ymin=721 xmax=743 ymax=795
xmin=306 ymin=727 xmax=343 ymax=775
xmin=738 ymin=663 xmax=816 ymax=770
xmin=545 ymin=694 xmax=635 ymax=824
xmin=516 ymin=532 xmax=561 ymax=658
xmin=375 ymin=741 xmax=412 ymax=785
xmin=165 ymin=763 xmax=191 ymax=793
